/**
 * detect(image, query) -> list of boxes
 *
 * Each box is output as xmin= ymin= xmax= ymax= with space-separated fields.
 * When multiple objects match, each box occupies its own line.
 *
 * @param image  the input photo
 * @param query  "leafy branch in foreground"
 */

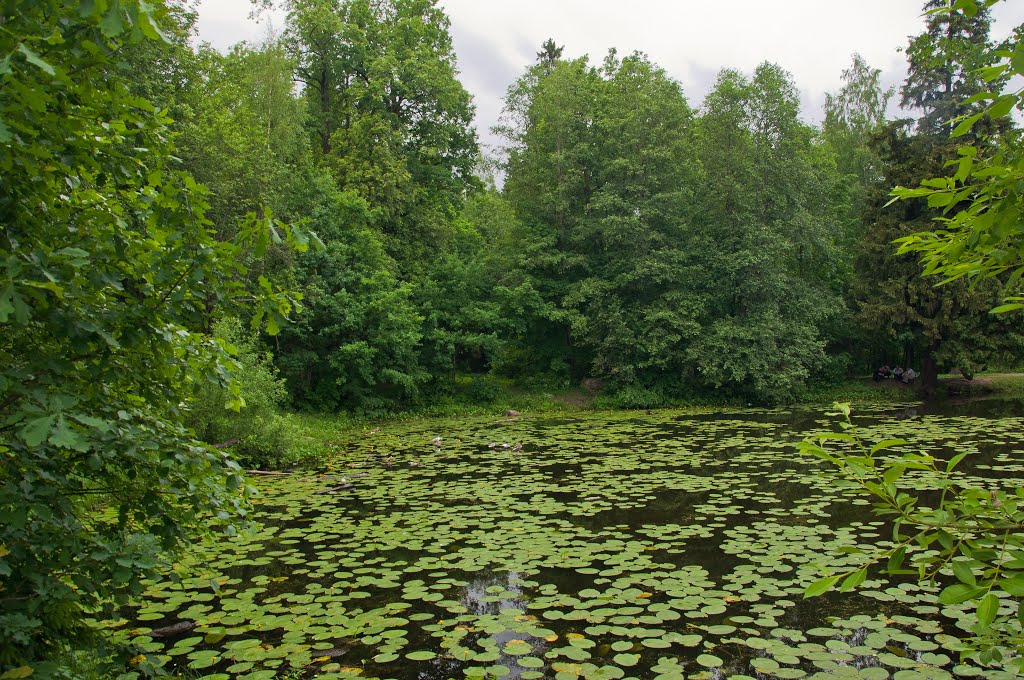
xmin=800 ymin=403 xmax=1024 ymax=669
xmin=892 ymin=0 xmax=1024 ymax=313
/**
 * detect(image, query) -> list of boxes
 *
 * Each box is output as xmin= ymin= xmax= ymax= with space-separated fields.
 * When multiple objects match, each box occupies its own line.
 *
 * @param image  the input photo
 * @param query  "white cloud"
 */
xmin=194 ymin=0 xmax=1024 ymax=151
xmin=193 ymin=0 xmax=286 ymax=49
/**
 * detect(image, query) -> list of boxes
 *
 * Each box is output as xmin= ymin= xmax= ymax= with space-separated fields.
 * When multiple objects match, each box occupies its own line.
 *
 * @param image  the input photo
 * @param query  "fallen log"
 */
xmin=149 ymin=620 xmax=195 ymax=638
xmin=315 ymin=484 xmax=354 ymax=494
xmin=317 ymin=646 xmax=352 ymax=659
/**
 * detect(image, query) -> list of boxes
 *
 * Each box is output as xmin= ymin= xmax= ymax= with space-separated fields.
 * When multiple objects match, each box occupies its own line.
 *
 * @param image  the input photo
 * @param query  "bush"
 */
xmin=595 ymin=384 xmax=670 ymax=410
xmin=452 ymin=375 xmax=503 ymax=404
xmin=187 ymin=318 xmax=293 ymax=469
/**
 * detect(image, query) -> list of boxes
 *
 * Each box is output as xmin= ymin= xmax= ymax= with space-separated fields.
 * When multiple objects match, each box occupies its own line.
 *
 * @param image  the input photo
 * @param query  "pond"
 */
xmin=105 ymin=399 xmax=1024 ymax=679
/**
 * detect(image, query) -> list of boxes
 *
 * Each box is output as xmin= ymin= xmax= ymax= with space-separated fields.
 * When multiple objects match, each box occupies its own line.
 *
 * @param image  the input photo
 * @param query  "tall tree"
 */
xmin=855 ymin=0 xmax=1020 ymax=391
xmin=823 ymin=53 xmax=894 ymax=238
xmin=901 ymin=0 xmax=998 ymax=136
xmin=687 ymin=65 xmax=844 ymax=402
xmin=566 ymin=51 xmax=701 ymax=387
xmin=281 ymin=0 xmax=479 ymax=266
xmin=536 ymin=38 xmax=564 ymax=74
xmin=855 ymin=122 xmax=1022 ymax=388
xmin=177 ymin=40 xmax=308 ymax=233
xmin=499 ymin=54 xmax=602 ymax=380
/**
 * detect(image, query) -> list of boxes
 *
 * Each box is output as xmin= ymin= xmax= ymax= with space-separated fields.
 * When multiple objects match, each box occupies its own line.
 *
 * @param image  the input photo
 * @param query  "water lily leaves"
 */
xmin=696 ymin=653 xmax=724 ymax=668
xmin=187 ymin=650 xmax=220 ymax=669
xmin=503 ymin=639 xmax=532 ymax=655
xmin=612 ymin=653 xmax=640 ymax=666
xmin=751 ymin=657 xmax=780 ymax=673
xmin=704 ymin=624 xmax=736 ymax=636
xmin=109 ymin=408 xmax=1024 ymax=678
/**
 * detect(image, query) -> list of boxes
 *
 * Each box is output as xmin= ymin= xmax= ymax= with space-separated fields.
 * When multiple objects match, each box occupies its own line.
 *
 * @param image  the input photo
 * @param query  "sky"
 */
xmin=194 ymin=1 xmax=1024 ymax=154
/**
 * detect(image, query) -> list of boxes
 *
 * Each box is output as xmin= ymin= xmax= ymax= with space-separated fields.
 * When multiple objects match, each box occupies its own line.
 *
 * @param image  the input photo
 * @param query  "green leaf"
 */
xmin=951 ymin=112 xmax=984 ymax=138
xmin=101 ymin=1 xmax=125 ymax=37
xmin=938 ymin=583 xmax=986 ymax=605
xmin=946 ymin=451 xmax=969 ymax=472
xmin=888 ymin=546 xmax=908 ymax=573
xmin=870 ymin=439 xmax=909 ymax=454
xmin=990 ymin=303 xmax=1024 ymax=314
xmin=998 ymin=574 xmax=1024 ymax=597
xmin=49 ymin=417 xmax=90 ymax=452
xmin=989 ymin=96 xmax=1016 ymax=119
xmin=138 ymin=2 xmax=171 ymax=42
xmin=18 ymin=45 xmax=55 ymax=75
xmin=804 ymin=575 xmax=840 ymax=598
xmin=951 ymin=560 xmax=977 ymax=587
xmin=21 ymin=416 xmax=55 ymax=447
xmin=0 ymin=285 xmax=15 ymax=321
xmin=977 ymin=593 xmax=999 ymax=628
xmin=839 ymin=567 xmax=867 ymax=592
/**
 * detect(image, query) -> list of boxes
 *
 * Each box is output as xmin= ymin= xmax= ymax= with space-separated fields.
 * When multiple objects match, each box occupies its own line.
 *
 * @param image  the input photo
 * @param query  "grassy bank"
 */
xmin=261 ymin=373 xmax=1024 ymax=470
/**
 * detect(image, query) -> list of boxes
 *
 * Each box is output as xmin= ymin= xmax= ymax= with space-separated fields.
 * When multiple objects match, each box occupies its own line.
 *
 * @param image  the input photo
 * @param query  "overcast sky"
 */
xmin=194 ymin=1 xmax=1024 ymax=154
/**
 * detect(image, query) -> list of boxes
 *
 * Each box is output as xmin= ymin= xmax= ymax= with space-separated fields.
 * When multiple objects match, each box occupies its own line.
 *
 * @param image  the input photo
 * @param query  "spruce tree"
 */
xmin=855 ymin=0 xmax=1020 ymax=393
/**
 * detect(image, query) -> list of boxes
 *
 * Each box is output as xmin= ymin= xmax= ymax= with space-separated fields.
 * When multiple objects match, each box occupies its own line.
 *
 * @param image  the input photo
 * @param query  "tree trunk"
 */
xmin=920 ymin=354 xmax=939 ymax=398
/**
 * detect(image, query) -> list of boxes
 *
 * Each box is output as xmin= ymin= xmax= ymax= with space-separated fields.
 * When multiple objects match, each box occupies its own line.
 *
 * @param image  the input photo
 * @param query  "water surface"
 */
xmin=108 ymin=401 xmax=1024 ymax=679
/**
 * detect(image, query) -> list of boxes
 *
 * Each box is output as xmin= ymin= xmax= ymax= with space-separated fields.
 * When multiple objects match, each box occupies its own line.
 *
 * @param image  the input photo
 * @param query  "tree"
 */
xmin=274 ymin=175 xmax=426 ymax=412
xmin=687 ymin=65 xmax=844 ymax=402
xmin=894 ymin=5 xmax=1024 ymax=312
xmin=565 ymin=51 xmax=701 ymax=389
xmin=498 ymin=54 xmax=602 ymax=381
xmin=805 ymin=2 xmax=1024 ymax=669
xmin=853 ymin=0 xmax=1022 ymax=391
xmin=0 ymin=3 xmax=310 ymax=673
xmin=901 ymin=0 xmax=1000 ymax=137
xmin=280 ymin=0 xmax=478 ymax=267
xmin=176 ymin=40 xmax=308 ymax=235
xmin=499 ymin=50 xmax=706 ymax=390
xmin=536 ymin=37 xmax=564 ymax=74
xmin=823 ymin=54 xmax=895 ymax=245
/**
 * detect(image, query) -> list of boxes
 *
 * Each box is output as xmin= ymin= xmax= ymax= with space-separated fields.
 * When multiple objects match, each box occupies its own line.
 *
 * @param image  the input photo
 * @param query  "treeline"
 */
xmin=141 ymin=0 xmax=1024 ymax=414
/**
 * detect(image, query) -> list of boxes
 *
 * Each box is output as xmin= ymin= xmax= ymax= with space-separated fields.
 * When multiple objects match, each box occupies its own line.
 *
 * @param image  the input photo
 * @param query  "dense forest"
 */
xmin=132 ymin=0 xmax=1023 ymax=417
xmin=3 ymin=0 xmax=1024 ymax=676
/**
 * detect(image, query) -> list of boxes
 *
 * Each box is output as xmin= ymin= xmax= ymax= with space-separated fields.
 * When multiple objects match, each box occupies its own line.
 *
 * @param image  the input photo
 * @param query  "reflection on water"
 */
xmin=118 ymin=398 xmax=1024 ymax=679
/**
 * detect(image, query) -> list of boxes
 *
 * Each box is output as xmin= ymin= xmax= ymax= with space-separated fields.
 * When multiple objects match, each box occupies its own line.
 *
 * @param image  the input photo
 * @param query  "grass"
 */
xmin=267 ymin=373 xmax=1024 ymax=469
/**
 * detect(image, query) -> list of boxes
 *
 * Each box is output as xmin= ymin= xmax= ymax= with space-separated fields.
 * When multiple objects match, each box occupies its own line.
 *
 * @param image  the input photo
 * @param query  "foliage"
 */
xmin=802 ymin=403 xmax=1024 ymax=668
xmin=176 ymin=40 xmax=309 ymax=233
xmin=852 ymin=0 xmax=1023 ymax=392
xmin=186 ymin=318 xmax=295 ymax=469
xmin=894 ymin=0 xmax=1024 ymax=313
xmin=277 ymin=0 xmax=479 ymax=268
xmin=823 ymin=53 xmax=895 ymax=261
xmin=855 ymin=122 xmax=1024 ymax=390
xmin=900 ymin=0 xmax=1002 ymax=137
xmin=274 ymin=176 xmax=426 ymax=413
xmin=498 ymin=48 xmax=846 ymax=402
xmin=686 ymin=64 xmax=844 ymax=403
xmin=0 ymin=2 xmax=310 ymax=673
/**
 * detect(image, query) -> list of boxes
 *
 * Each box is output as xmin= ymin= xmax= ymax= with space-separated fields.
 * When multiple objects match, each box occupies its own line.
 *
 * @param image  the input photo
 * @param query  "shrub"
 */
xmin=187 ymin=318 xmax=293 ymax=469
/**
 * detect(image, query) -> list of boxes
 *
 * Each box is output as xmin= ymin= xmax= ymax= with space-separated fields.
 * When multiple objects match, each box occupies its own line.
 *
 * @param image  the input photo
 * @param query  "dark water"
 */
xmin=115 ymin=399 xmax=1024 ymax=680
